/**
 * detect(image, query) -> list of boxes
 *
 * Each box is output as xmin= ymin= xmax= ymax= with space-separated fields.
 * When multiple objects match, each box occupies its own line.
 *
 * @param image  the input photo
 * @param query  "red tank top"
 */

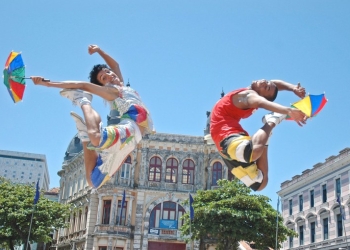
xmin=210 ymin=88 xmax=257 ymax=150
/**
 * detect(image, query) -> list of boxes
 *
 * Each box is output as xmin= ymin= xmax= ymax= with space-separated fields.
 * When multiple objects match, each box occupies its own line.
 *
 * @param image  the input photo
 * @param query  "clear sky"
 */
xmin=1 ymin=1 xmax=349 ymax=207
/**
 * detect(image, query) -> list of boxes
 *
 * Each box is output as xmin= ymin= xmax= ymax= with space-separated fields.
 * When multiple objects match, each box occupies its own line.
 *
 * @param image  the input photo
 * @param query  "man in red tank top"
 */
xmin=210 ymin=79 xmax=307 ymax=191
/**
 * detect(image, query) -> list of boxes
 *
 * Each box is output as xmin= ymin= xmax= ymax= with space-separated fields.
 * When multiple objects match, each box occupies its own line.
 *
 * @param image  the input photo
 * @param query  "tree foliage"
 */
xmin=0 ymin=177 xmax=70 ymax=250
xmin=180 ymin=179 xmax=297 ymax=250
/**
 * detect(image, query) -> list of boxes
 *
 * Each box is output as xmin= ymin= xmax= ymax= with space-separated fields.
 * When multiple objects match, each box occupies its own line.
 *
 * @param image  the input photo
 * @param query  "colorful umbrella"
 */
xmin=287 ymin=93 xmax=328 ymax=119
xmin=3 ymin=51 xmax=26 ymax=103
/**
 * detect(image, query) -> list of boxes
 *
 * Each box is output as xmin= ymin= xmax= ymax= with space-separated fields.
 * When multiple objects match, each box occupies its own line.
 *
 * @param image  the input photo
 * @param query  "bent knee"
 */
xmin=87 ymin=130 xmax=101 ymax=146
xmin=256 ymin=177 xmax=268 ymax=191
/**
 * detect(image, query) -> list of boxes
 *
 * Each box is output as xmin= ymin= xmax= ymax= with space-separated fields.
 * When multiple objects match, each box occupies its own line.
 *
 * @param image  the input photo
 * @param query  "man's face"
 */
xmin=97 ymin=68 xmax=121 ymax=86
xmin=251 ymin=79 xmax=277 ymax=100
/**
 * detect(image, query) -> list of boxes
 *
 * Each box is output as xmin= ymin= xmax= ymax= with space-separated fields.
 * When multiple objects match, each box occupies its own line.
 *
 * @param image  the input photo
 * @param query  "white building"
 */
xmin=278 ymin=147 xmax=350 ymax=250
xmin=0 ymin=149 xmax=50 ymax=190
xmin=53 ymin=129 xmax=233 ymax=250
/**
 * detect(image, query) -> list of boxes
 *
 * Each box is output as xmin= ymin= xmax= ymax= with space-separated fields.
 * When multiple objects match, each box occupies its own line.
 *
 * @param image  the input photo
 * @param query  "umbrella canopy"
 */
xmin=3 ymin=51 xmax=26 ymax=103
xmin=288 ymin=93 xmax=328 ymax=119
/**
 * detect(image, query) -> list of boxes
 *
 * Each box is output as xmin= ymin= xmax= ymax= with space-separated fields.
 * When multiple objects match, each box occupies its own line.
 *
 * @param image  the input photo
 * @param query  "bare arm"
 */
xmin=31 ymin=76 xmax=119 ymax=101
xmin=271 ymin=80 xmax=306 ymax=98
xmin=88 ymin=45 xmax=124 ymax=83
xmin=246 ymin=92 xmax=307 ymax=126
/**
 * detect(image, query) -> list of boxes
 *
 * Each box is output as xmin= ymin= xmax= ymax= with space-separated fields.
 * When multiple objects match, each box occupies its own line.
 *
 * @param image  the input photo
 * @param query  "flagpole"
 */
xmin=189 ymin=193 xmax=194 ymax=250
xmin=26 ymin=179 xmax=40 ymax=250
xmin=275 ymin=196 xmax=280 ymax=250
xmin=342 ymin=205 xmax=349 ymax=250
xmin=26 ymin=206 xmax=35 ymax=250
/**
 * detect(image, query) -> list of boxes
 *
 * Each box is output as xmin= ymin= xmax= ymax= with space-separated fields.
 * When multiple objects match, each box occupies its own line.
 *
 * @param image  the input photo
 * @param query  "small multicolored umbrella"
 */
xmin=3 ymin=51 xmax=26 ymax=103
xmin=287 ymin=93 xmax=328 ymax=119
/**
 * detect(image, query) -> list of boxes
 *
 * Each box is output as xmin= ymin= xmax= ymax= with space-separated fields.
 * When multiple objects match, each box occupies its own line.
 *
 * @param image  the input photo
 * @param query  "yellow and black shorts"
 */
xmin=220 ymin=134 xmax=263 ymax=191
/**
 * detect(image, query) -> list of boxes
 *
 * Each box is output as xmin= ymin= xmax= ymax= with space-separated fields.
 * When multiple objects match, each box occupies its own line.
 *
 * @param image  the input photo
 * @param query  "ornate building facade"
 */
xmin=278 ymin=147 xmax=350 ymax=250
xmin=53 ymin=131 xmax=229 ymax=250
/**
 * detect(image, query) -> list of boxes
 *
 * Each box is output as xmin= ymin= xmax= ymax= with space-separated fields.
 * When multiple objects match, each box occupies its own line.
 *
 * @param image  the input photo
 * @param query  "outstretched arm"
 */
xmin=246 ymin=93 xmax=307 ymax=126
xmin=31 ymin=76 xmax=119 ymax=101
xmin=88 ymin=45 xmax=124 ymax=83
xmin=271 ymin=80 xmax=305 ymax=98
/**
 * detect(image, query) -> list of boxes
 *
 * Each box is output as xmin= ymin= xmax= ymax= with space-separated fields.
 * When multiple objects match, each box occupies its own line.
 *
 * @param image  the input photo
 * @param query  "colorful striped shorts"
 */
xmin=89 ymin=119 xmax=142 ymax=188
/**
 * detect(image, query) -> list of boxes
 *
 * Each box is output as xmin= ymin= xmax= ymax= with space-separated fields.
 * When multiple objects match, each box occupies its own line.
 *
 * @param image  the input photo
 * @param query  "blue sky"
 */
xmin=1 ymin=1 xmax=349 ymax=207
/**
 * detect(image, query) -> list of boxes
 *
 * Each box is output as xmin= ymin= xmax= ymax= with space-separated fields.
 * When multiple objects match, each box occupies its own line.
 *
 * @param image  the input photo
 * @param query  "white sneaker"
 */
xmin=60 ymin=89 xmax=93 ymax=107
xmin=262 ymin=112 xmax=286 ymax=126
xmin=70 ymin=111 xmax=89 ymax=142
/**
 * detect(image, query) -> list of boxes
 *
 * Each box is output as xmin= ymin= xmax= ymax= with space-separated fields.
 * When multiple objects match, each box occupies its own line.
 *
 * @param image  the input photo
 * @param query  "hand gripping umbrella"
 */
xmin=287 ymin=93 xmax=328 ymax=120
xmin=3 ymin=51 xmax=49 ymax=103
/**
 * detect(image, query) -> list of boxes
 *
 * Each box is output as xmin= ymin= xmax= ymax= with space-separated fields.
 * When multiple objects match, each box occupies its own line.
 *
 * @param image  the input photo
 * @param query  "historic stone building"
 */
xmin=278 ymin=147 xmax=350 ymax=250
xmin=53 ymin=130 xmax=230 ymax=250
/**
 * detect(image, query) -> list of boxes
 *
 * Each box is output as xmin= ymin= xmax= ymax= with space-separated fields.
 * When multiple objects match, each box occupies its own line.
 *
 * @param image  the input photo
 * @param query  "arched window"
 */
xmin=149 ymin=202 xmax=186 ymax=229
xmin=182 ymin=159 xmax=195 ymax=184
xmin=121 ymin=155 xmax=131 ymax=179
xmin=149 ymin=156 xmax=162 ymax=182
xmin=212 ymin=162 xmax=222 ymax=186
xmin=163 ymin=201 xmax=177 ymax=220
xmin=149 ymin=203 xmax=161 ymax=228
xmin=166 ymin=158 xmax=178 ymax=183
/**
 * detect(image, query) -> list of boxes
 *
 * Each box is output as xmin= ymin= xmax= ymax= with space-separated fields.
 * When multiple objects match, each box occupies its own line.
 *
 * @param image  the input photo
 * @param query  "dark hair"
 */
xmin=88 ymin=64 xmax=109 ymax=86
xmin=267 ymin=86 xmax=279 ymax=102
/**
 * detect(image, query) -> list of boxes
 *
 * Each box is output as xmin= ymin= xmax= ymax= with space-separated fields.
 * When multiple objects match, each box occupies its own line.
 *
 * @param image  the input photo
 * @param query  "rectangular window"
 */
xmin=116 ymin=200 xmax=128 ymax=226
xmin=337 ymin=214 xmax=343 ymax=237
xmin=310 ymin=190 xmax=314 ymax=208
xmin=323 ymin=218 xmax=329 ymax=240
xmin=102 ymin=200 xmax=111 ymax=225
xmin=299 ymin=195 xmax=303 ymax=212
xmin=299 ymin=225 xmax=304 ymax=245
xmin=310 ymin=222 xmax=315 ymax=243
xmin=289 ymin=200 xmax=293 ymax=215
xmin=336 ymin=178 xmax=341 ymax=197
xmin=322 ymin=184 xmax=327 ymax=203
xmin=121 ymin=163 xmax=130 ymax=179
xmin=99 ymin=247 xmax=107 ymax=250
xmin=289 ymin=235 xmax=293 ymax=248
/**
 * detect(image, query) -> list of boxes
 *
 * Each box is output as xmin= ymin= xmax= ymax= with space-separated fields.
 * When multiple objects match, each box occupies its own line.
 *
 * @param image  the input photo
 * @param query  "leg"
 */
xmin=251 ymin=112 xmax=286 ymax=161
xmin=255 ymin=145 xmax=268 ymax=191
xmin=80 ymin=104 xmax=102 ymax=147
xmin=250 ymin=122 xmax=275 ymax=161
xmin=82 ymin=141 xmax=98 ymax=187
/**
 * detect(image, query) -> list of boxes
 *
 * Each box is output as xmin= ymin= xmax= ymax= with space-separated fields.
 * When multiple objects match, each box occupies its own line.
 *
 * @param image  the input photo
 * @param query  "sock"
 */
xmin=79 ymin=97 xmax=91 ymax=107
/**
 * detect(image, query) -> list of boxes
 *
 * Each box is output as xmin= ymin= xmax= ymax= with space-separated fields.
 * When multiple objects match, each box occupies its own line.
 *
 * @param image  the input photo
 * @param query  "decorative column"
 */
xmin=96 ymin=194 xmax=104 ymax=225
xmin=85 ymin=192 xmax=99 ymax=250
xmin=127 ymin=196 xmax=134 ymax=226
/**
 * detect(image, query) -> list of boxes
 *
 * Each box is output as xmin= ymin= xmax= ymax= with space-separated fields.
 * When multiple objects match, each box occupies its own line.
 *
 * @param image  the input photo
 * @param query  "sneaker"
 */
xmin=262 ymin=112 xmax=287 ymax=126
xmin=60 ymin=89 xmax=93 ymax=106
xmin=70 ymin=111 xmax=89 ymax=142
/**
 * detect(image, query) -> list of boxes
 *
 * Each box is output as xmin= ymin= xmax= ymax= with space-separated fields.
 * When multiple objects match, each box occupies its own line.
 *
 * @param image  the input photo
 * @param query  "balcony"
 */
xmin=94 ymin=225 xmax=133 ymax=238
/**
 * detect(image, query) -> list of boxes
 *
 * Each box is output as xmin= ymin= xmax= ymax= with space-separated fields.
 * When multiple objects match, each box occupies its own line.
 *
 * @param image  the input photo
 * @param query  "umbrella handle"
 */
xmin=19 ymin=77 xmax=50 ymax=82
